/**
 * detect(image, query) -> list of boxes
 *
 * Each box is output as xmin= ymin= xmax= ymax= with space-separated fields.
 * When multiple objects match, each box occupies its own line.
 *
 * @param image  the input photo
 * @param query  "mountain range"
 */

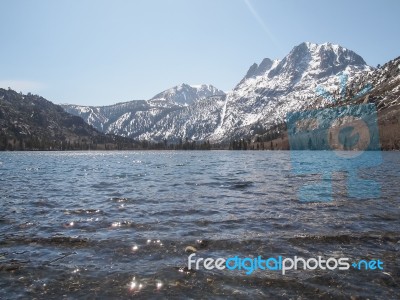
xmin=62 ymin=42 xmax=399 ymax=147
xmin=1 ymin=41 xmax=399 ymax=150
xmin=0 ymin=89 xmax=137 ymax=150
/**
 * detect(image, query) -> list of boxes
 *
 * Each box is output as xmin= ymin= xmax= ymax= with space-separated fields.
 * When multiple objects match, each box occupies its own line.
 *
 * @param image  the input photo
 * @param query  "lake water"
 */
xmin=0 ymin=151 xmax=399 ymax=299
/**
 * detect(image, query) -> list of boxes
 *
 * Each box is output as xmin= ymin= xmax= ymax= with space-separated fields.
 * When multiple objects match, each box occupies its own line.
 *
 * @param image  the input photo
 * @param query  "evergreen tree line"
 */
xmin=229 ymin=139 xmax=251 ymax=150
xmin=139 ymin=138 xmax=212 ymax=150
xmin=0 ymin=133 xmax=213 ymax=151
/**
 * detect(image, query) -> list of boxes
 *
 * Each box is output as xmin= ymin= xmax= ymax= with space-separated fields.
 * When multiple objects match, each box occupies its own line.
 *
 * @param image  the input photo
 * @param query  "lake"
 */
xmin=0 ymin=151 xmax=399 ymax=299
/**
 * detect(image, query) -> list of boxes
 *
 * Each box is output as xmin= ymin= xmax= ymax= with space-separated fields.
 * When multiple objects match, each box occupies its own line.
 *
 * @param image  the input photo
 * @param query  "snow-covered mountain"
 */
xmin=62 ymin=84 xmax=225 ymax=141
xmin=150 ymin=83 xmax=225 ymax=105
xmin=62 ymin=42 xmax=375 ymax=143
xmin=209 ymin=42 xmax=372 ymax=141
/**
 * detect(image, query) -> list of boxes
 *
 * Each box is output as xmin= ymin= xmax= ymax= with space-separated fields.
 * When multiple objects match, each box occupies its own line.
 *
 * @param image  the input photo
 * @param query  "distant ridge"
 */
xmin=3 ymin=42 xmax=399 ymax=150
xmin=63 ymin=42 xmax=378 ymax=143
xmin=0 ymin=88 xmax=137 ymax=150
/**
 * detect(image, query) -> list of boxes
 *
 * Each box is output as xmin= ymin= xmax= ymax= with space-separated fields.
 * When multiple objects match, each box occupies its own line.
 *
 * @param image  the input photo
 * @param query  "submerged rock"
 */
xmin=184 ymin=246 xmax=197 ymax=253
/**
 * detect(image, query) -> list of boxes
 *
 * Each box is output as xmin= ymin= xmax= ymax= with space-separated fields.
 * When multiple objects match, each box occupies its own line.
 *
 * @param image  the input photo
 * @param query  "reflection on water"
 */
xmin=0 ymin=151 xmax=399 ymax=299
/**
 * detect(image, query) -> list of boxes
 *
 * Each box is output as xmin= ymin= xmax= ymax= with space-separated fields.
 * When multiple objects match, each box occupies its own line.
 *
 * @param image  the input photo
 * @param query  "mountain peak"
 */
xmin=150 ymin=83 xmax=225 ymax=105
xmin=245 ymin=58 xmax=273 ymax=79
xmin=237 ymin=42 xmax=368 ymax=90
xmin=302 ymin=41 xmax=349 ymax=53
xmin=238 ymin=58 xmax=278 ymax=87
xmin=268 ymin=41 xmax=368 ymax=80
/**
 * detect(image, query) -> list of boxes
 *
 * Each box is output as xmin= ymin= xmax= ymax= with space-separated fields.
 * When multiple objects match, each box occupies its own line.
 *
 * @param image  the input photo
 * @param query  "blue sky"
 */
xmin=0 ymin=0 xmax=399 ymax=106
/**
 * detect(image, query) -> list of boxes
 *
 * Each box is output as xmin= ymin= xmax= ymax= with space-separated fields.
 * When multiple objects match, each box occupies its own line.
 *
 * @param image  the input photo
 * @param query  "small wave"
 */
xmin=109 ymin=220 xmax=151 ymax=230
xmin=228 ymin=180 xmax=254 ymax=190
xmin=1 ymin=235 xmax=90 ymax=247
xmin=91 ymin=182 xmax=115 ymax=189
xmin=64 ymin=209 xmax=104 ymax=215
xmin=289 ymin=233 xmax=399 ymax=245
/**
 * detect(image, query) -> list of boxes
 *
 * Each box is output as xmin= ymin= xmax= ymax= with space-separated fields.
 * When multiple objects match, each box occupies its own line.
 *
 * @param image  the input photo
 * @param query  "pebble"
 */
xmin=184 ymin=246 xmax=197 ymax=253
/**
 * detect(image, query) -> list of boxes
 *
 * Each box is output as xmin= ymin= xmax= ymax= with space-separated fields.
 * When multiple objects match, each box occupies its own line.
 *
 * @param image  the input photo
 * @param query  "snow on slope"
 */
xmin=62 ymin=42 xmax=373 ymax=143
xmin=208 ymin=42 xmax=372 ymax=141
xmin=150 ymin=83 xmax=225 ymax=105
xmin=62 ymin=84 xmax=226 ymax=140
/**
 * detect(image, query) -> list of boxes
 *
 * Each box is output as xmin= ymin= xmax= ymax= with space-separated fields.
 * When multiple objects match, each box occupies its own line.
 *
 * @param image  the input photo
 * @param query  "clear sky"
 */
xmin=0 ymin=0 xmax=399 ymax=106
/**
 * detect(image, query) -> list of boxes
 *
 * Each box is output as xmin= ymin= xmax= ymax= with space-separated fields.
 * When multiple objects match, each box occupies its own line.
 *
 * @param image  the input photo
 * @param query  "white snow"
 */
xmin=62 ymin=42 xmax=376 ymax=143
